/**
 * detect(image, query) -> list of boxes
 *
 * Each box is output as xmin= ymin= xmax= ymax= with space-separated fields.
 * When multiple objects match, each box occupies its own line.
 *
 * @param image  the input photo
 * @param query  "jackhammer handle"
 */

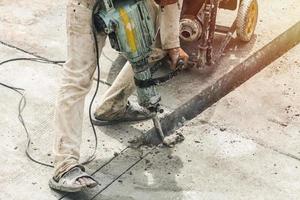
xmin=153 ymin=116 xmax=165 ymax=141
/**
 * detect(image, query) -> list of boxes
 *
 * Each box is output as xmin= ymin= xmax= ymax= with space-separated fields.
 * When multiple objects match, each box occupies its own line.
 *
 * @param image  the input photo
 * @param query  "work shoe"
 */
xmin=92 ymin=102 xmax=156 ymax=126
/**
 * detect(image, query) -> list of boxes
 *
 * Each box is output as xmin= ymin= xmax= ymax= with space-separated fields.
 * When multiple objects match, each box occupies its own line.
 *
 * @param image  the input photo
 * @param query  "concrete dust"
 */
xmin=163 ymin=132 xmax=185 ymax=148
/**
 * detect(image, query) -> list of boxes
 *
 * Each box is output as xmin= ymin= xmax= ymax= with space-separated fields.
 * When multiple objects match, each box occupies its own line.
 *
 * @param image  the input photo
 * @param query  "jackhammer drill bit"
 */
xmin=152 ymin=115 xmax=185 ymax=147
xmin=152 ymin=115 xmax=165 ymax=141
xmin=152 ymin=60 xmax=185 ymax=147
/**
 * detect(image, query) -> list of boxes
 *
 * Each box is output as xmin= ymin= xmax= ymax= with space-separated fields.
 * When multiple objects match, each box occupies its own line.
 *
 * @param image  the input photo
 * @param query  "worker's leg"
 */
xmin=94 ymin=0 xmax=160 ymax=121
xmin=94 ymin=62 xmax=136 ymax=119
xmin=53 ymin=0 xmax=106 ymax=183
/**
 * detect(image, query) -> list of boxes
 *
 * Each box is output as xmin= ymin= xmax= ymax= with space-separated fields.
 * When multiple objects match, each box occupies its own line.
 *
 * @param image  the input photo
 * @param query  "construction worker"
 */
xmin=49 ymin=0 xmax=189 ymax=192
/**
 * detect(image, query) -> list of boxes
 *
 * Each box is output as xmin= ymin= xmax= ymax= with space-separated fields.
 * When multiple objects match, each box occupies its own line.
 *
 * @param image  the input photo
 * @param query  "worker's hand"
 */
xmin=167 ymin=47 xmax=189 ymax=70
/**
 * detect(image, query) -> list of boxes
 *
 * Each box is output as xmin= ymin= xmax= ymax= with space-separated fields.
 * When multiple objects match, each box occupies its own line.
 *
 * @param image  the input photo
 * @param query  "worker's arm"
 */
xmin=159 ymin=0 xmax=181 ymax=50
xmin=158 ymin=0 xmax=189 ymax=69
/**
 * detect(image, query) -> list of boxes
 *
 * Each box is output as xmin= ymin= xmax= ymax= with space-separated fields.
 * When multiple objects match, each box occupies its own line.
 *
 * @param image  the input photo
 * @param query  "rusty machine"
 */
xmin=180 ymin=0 xmax=258 ymax=68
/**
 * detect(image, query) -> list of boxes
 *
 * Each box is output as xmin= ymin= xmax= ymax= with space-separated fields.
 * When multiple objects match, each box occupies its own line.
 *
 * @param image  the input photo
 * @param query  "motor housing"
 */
xmin=180 ymin=17 xmax=203 ymax=42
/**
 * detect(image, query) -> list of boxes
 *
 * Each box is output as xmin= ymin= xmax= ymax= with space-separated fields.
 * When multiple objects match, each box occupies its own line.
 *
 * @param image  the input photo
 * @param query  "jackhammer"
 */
xmin=93 ymin=0 xmax=184 ymax=146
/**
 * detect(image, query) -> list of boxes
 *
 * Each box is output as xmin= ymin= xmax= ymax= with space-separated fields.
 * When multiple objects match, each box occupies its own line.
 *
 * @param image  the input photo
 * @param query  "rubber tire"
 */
xmin=236 ymin=0 xmax=258 ymax=42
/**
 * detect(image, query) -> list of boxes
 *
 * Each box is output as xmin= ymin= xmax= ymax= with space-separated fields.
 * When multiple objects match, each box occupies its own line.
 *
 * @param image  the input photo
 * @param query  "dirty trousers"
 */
xmin=53 ymin=0 xmax=182 ymax=179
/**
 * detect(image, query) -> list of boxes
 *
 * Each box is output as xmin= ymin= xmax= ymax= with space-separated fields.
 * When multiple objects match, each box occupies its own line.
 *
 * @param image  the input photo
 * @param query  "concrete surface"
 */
xmin=0 ymin=0 xmax=300 ymax=199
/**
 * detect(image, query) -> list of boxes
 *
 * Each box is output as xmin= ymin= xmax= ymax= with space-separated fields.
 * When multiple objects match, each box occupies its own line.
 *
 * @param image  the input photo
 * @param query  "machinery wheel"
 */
xmin=236 ymin=0 xmax=258 ymax=42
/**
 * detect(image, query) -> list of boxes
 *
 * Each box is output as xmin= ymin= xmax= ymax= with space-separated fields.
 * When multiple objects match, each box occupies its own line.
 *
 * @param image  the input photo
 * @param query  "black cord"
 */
xmin=0 ymin=82 xmax=25 ymax=91
xmin=0 ymin=56 xmax=99 ymax=167
xmin=0 ymin=57 xmax=65 ymax=66
xmin=0 ymin=57 xmax=65 ymax=167
xmin=82 ymin=0 xmax=104 ymax=165
xmin=0 ymin=71 xmax=55 ymax=167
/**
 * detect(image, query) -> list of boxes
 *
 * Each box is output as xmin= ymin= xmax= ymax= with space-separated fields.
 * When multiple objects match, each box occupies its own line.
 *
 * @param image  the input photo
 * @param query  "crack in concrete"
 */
xmin=89 ymin=148 xmax=154 ymax=200
xmin=200 ymin=120 xmax=300 ymax=163
xmin=232 ymin=132 xmax=300 ymax=162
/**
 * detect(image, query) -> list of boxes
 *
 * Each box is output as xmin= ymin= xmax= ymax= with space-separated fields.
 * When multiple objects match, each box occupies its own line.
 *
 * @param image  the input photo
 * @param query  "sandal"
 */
xmin=49 ymin=166 xmax=97 ymax=193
